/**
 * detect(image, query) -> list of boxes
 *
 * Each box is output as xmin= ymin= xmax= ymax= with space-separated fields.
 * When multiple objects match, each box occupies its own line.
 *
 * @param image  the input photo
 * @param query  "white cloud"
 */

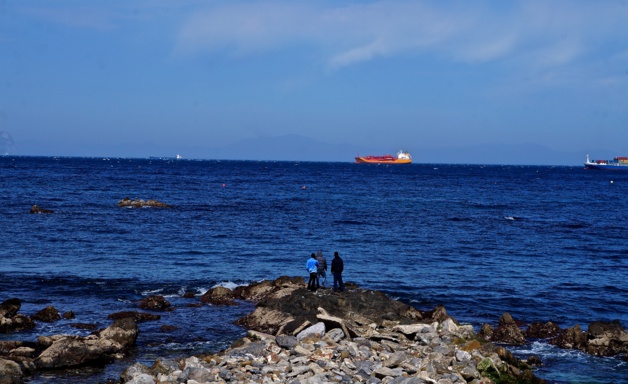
xmin=176 ymin=0 xmax=628 ymax=72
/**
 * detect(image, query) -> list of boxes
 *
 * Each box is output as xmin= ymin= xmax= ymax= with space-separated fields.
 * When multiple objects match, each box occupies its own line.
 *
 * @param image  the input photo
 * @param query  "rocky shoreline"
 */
xmin=1 ymin=276 xmax=627 ymax=383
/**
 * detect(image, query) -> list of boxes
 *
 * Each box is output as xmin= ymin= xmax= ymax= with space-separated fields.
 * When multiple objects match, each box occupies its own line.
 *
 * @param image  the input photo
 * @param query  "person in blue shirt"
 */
xmin=306 ymin=253 xmax=319 ymax=291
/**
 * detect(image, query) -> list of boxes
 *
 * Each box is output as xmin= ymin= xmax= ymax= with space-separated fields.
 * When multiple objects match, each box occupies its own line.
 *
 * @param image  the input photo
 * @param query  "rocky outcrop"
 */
xmin=585 ymin=320 xmax=628 ymax=357
xmin=33 ymin=317 xmax=138 ymax=369
xmin=114 ymin=276 xmax=542 ymax=383
xmin=117 ymin=198 xmax=171 ymax=208
xmin=0 ymin=298 xmax=36 ymax=333
xmin=550 ymin=320 xmax=628 ymax=358
xmin=481 ymin=313 xmax=628 ymax=361
xmin=234 ymin=280 xmax=425 ymax=339
xmin=29 ymin=205 xmax=53 ymax=214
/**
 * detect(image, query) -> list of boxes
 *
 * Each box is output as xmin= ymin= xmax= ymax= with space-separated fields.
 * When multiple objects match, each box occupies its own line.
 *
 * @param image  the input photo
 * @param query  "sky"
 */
xmin=1 ymin=0 xmax=627 ymax=164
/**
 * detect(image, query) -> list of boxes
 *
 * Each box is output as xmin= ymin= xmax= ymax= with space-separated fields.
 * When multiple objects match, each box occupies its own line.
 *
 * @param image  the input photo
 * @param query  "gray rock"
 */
xmin=373 ymin=366 xmax=403 ymax=379
xmin=325 ymin=328 xmax=345 ymax=343
xmin=276 ymin=334 xmax=298 ymax=349
xmin=383 ymin=351 xmax=407 ymax=368
xmin=455 ymin=349 xmax=471 ymax=362
xmin=297 ymin=322 xmax=325 ymax=341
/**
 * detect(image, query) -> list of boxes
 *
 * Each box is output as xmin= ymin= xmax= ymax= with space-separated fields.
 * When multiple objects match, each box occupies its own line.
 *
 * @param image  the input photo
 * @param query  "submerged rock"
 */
xmin=107 ymin=311 xmax=161 ymax=323
xmin=29 ymin=205 xmax=53 ymax=214
xmin=117 ymin=197 xmax=171 ymax=208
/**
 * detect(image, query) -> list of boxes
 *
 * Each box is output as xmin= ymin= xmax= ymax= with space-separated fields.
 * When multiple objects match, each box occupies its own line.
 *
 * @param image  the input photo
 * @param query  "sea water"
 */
xmin=1 ymin=156 xmax=627 ymax=383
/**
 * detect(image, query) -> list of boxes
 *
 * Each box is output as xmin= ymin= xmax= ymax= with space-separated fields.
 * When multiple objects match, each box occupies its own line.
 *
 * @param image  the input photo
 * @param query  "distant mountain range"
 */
xmin=9 ymin=132 xmax=612 ymax=166
xmin=184 ymin=134 xmax=595 ymax=166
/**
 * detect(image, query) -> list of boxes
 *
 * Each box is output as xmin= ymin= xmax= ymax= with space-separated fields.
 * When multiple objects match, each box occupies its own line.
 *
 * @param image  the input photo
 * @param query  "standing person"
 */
xmin=316 ymin=250 xmax=327 ymax=288
xmin=331 ymin=251 xmax=345 ymax=292
xmin=306 ymin=253 xmax=319 ymax=291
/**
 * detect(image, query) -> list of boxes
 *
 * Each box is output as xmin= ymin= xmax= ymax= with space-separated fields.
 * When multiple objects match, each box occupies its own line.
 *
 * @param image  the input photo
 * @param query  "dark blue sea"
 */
xmin=1 ymin=156 xmax=627 ymax=383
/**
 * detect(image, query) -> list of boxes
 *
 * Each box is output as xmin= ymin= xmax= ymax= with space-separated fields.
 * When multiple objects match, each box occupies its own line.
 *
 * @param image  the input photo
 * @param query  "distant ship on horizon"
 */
xmin=149 ymin=154 xmax=183 ymax=160
xmin=584 ymin=154 xmax=628 ymax=171
xmin=355 ymin=150 xmax=412 ymax=164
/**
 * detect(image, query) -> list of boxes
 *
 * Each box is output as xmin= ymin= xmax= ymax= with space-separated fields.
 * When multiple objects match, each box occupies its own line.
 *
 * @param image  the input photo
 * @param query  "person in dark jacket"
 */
xmin=306 ymin=253 xmax=319 ymax=291
xmin=330 ymin=251 xmax=344 ymax=292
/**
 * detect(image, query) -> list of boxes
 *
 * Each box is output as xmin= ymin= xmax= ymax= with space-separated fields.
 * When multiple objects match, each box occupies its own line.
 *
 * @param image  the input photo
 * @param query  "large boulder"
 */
xmin=33 ymin=318 xmax=138 ymax=369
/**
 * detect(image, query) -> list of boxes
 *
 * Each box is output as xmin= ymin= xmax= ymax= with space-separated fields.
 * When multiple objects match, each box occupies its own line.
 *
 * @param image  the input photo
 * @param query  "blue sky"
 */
xmin=1 ymin=0 xmax=627 ymax=164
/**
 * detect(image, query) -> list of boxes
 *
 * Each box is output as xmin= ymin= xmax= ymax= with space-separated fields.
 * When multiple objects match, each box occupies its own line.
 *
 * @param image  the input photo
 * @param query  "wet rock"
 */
xmin=29 ymin=205 xmax=53 ymax=214
xmin=0 ymin=299 xmax=36 ymax=333
xmin=584 ymin=320 xmax=628 ymax=357
xmin=200 ymin=286 xmax=237 ymax=306
xmin=0 ymin=299 xmax=21 ymax=319
xmin=31 ymin=306 xmax=61 ymax=323
xmin=526 ymin=321 xmax=562 ymax=339
xmin=138 ymin=295 xmax=172 ymax=311
xmin=62 ymin=311 xmax=75 ymax=320
xmin=117 ymin=197 xmax=171 ymax=208
xmin=481 ymin=312 xmax=527 ymax=345
xmin=34 ymin=318 xmax=138 ymax=369
xmin=550 ymin=324 xmax=587 ymax=350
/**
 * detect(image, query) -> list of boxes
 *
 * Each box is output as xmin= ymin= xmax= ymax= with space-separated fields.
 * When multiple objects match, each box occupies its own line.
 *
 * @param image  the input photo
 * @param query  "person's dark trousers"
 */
xmin=307 ymin=272 xmax=318 ymax=291
xmin=333 ymin=272 xmax=344 ymax=292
